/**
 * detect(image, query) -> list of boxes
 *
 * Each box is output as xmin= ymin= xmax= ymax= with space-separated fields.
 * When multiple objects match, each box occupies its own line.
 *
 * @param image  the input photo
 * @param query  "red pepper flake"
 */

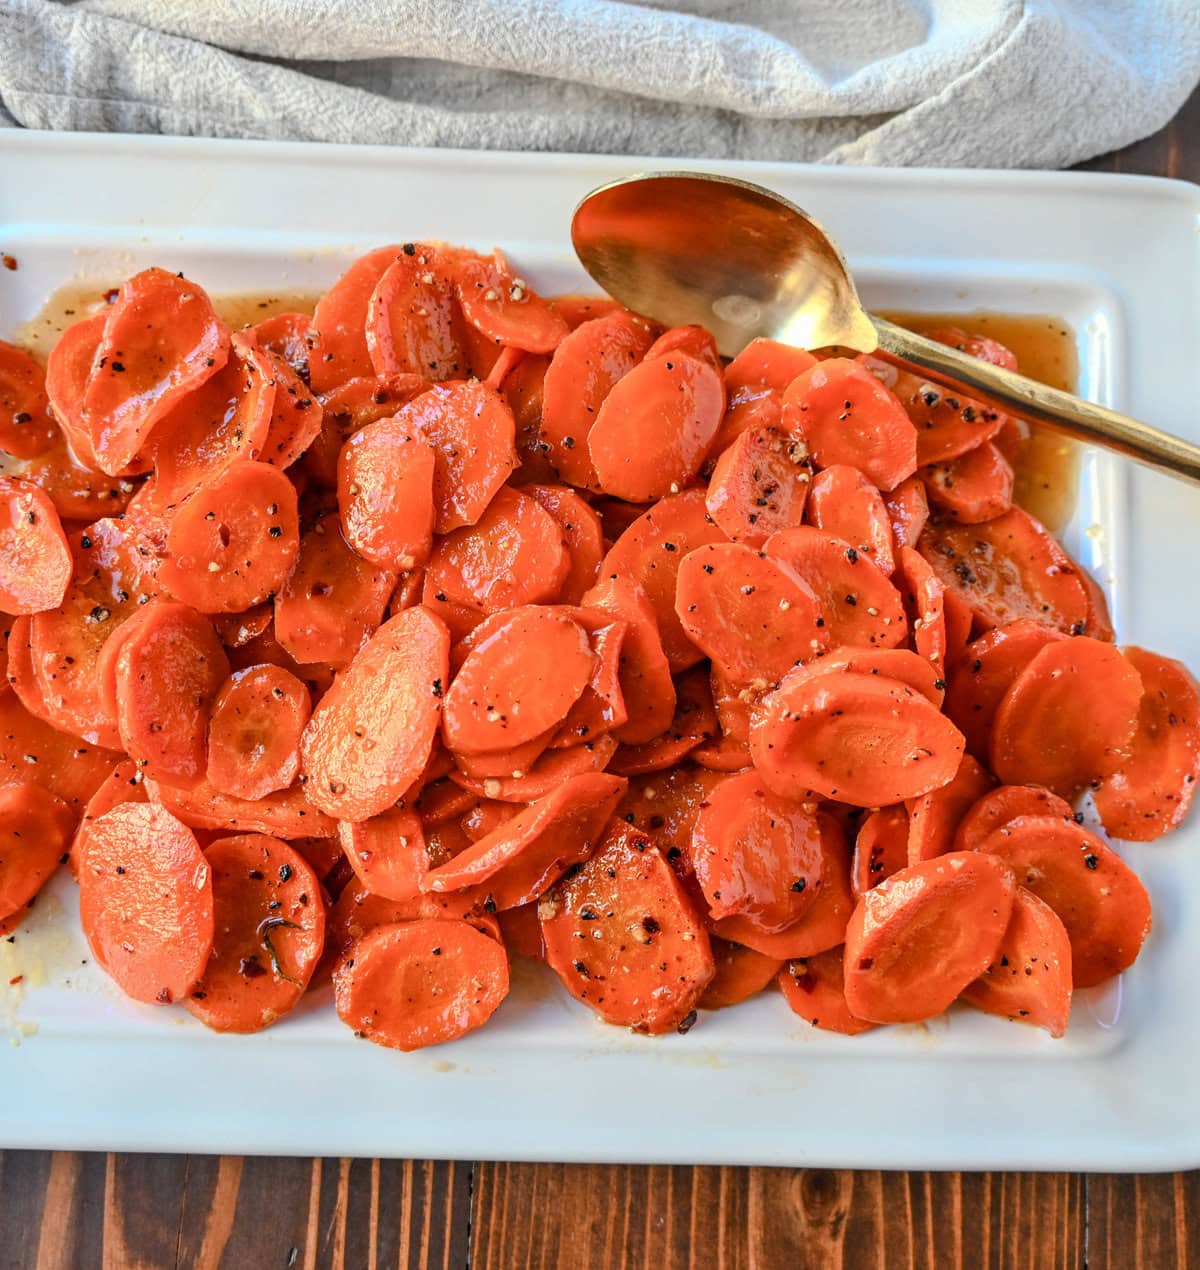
xmin=1 ymin=255 xmax=17 ymax=272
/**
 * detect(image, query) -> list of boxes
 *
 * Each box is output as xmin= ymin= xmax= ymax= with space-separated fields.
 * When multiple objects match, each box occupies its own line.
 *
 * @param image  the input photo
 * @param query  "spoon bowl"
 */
xmin=572 ymin=171 xmax=1200 ymax=485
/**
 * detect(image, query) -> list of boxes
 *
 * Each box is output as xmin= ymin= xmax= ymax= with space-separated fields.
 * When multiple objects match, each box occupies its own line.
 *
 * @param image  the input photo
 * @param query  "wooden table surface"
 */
xmin=3 ymin=90 xmax=1199 ymax=1270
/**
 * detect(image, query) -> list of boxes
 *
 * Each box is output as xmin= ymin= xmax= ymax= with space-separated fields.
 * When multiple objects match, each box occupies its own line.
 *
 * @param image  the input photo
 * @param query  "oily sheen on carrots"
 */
xmin=0 ymin=240 xmax=1190 ymax=1054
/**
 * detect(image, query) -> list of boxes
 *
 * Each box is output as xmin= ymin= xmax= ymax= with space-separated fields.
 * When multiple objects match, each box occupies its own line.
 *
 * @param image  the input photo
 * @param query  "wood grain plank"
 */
xmin=1086 ymin=1173 xmax=1198 ymax=1269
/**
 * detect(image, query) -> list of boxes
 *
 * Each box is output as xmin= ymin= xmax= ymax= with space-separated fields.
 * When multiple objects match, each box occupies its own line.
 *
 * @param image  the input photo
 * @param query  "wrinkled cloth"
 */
xmin=1 ymin=0 xmax=1198 ymax=167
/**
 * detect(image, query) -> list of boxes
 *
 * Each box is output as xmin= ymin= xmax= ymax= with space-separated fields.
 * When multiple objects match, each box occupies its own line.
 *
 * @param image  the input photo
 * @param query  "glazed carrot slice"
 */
xmin=301 ymin=606 xmax=448 ymax=821
xmin=606 ymin=666 xmax=717 ymax=776
xmin=883 ymin=475 xmax=929 ymax=551
xmin=802 ymin=646 xmax=945 ymax=707
xmin=893 ymin=544 xmax=947 ymax=668
xmin=452 ymin=253 xmax=568 ymax=355
xmin=393 ymin=380 xmax=517 ymax=532
xmin=44 ymin=314 xmax=109 ymax=470
xmin=450 ymin=728 xmax=556 ymax=781
xmin=699 ymin=938 xmax=783 ymax=1010
xmin=303 ymin=371 xmax=428 ymax=488
xmin=616 ymin=763 xmax=724 ymax=876
xmin=1078 ymin=566 xmax=1115 ymax=642
xmin=206 ymin=664 xmax=311 ymax=801
xmin=842 ymin=851 xmax=1015 ymax=1023
xmin=781 ymin=357 xmax=917 ymax=491
xmin=226 ymin=622 xmax=336 ymax=704
xmin=334 ymin=917 xmax=509 ymax=1051
xmin=598 ymin=489 xmax=727 ymax=673
xmin=1093 ymin=647 xmax=1200 ymax=841
xmin=708 ymin=664 xmax=752 ymax=744
xmin=691 ymin=769 xmax=824 ymax=933
xmin=905 ymin=752 xmax=995 ymax=864
xmin=943 ymin=587 xmax=974 ymax=668
xmin=975 ymin=816 xmax=1151 ymax=988
xmin=418 ymin=780 xmax=477 ymax=832
xmin=991 ymin=636 xmax=1143 ymax=798
xmin=212 ymin=604 xmax=273 ymax=649
xmin=549 ymin=295 xmax=624 ymax=329
xmin=708 ymin=813 xmax=853 ymax=959
xmin=147 ymin=345 xmax=275 ymax=508
xmin=707 ymin=384 xmax=784 ymax=461
xmin=69 ymin=757 xmax=148 ymax=877
xmin=850 ymin=805 xmax=909 ymax=897
xmin=158 ymin=461 xmax=299 ymax=613
xmin=338 ymin=417 xmax=437 ymax=572
xmin=674 ymin=541 xmax=827 ymax=687
xmin=644 ymin=324 xmax=723 ymax=374
xmin=751 ymin=666 xmax=965 ymax=805
xmin=366 ymin=246 xmax=467 ymax=381
xmin=924 ymin=327 xmax=1018 ymax=373
xmin=705 ymin=425 xmax=811 ymax=547
xmin=0 ymin=340 xmax=59 ymax=459
xmin=448 ymin=734 xmax=619 ymax=804
xmin=765 ymin=526 xmax=907 ymax=650
xmin=84 ymin=268 xmax=231 ymax=475
xmin=580 ymin=575 xmax=676 ymax=745
xmin=550 ymin=613 xmax=628 ymax=746
xmin=0 ymin=782 xmax=75 ymax=923
xmin=423 ymin=772 xmax=626 ymax=909
xmin=146 ymin=774 xmax=335 ymax=840
xmin=953 ymin=784 xmax=1072 ymax=853
xmin=916 ymin=507 xmax=1088 ymax=634
xmin=778 ymin=948 xmax=876 ymax=1036
xmin=338 ymin=805 xmax=429 ymax=902
xmin=0 ymin=432 xmax=139 ymax=522
xmin=460 ymin=798 xmax=520 ymax=843
xmin=424 ymin=487 xmax=568 ymax=617
xmin=185 ymin=834 xmax=325 ymax=1033
xmin=943 ymin=619 xmax=1066 ymax=759
xmin=524 ymin=484 xmax=604 ymax=604
xmin=588 ymin=353 xmax=724 ymax=501
xmin=539 ymin=311 xmax=657 ymax=488
xmin=307 ymin=246 xmax=400 ymax=394
xmin=0 ymin=478 xmax=72 ymax=614
xmin=806 ymin=465 xmax=896 ymax=576
xmin=442 ymin=607 xmax=592 ymax=754
xmin=921 ymin=440 xmax=1014 ymax=524
xmin=236 ymin=336 xmax=324 ymax=471
xmin=960 ymin=886 xmax=1073 ymax=1036
xmin=539 ymin=822 xmax=714 ymax=1034
xmin=77 ymin=802 xmax=214 ymax=1004
xmin=114 ymin=600 xmax=229 ymax=787
xmin=724 ymin=338 xmax=817 ymax=395
xmin=246 ymin=311 xmax=312 ymax=381
xmin=274 ymin=516 xmax=397 ymax=667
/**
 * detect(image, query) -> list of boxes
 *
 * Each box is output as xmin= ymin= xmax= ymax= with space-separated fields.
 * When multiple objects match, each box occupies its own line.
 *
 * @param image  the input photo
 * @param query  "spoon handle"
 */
xmin=872 ymin=317 xmax=1200 ymax=485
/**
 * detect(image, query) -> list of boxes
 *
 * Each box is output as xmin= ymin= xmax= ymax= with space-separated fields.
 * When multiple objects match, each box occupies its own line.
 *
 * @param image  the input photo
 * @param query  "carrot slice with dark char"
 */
xmin=953 ymin=784 xmax=1072 ymax=853
xmin=539 ymin=822 xmax=715 ymax=1034
xmin=0 ymin=340 xmax=59 ymax=459
xmin=690 ymin=768 xmax=824 ymax=933
xmin=917 ymin=507 xmax=1088 ymax=634
xmin=905 ymin=752 xmax=995 ymax=864
xmin=158 ymin=461 xmax=300 ymax=613
xmin=806 ymin=465 xmax=895 ymax=576
xmin=589 ymin=353 xmax=724 ymax=502
xmin=850 ymin=804 xmax=909 ymax=897
xmin=1093 ymin=647 xmax=1200 ymax=841
xmin=338 ymin=806 xmax=429 ymax=901
xmin=778 ymin=948 xmax=877 ymax=1035
xmin=0 ymin=478 xmax=73 ymax=614
xmin=766 ymin=527 xmax=907 ymax=651
xmin=705 ymin=425 xmax=811 ymax=548
xmin=960 ymin=886 xmax=1073 ymax=1036
xmin=78 ymin=802 xmax=215 ymax=1004
xmin=0 ymin=782 xmax=75 ymax=924
xmin=842 ymin=851 xmax=1015 ymax=1023
xmin=114 ymin=599 xmax=229 ymax=787
xmin=751 ymin=664 xmax=965 ymax=805
xmin=974 ymin=815 xmax=1151 ymax=988
xmin=781 ymin=357 xmax=917 ymax=492
xmin=422 ymin=772 xmax=626 ymax=909
xmin=943 ymin=619 xmax=1066 ymax=759
xmin=366 ymin=246 xmax=467 ymax=381
xmin=334 ymin=918 xmax=510 ymax=1051
xmin=990 ymin=636 xmax=1143 ymax=798
xmin=674 ymin=541 xmax=826 ymax=687
xmin=185 ymin=834 xmax=326 ymax=1033
xmin=306 ymin=246 xmax=400 ymax=394
xmin=206 ymin=663 xmax=311 ymax=801
xmin=699 ymin=937 xmax=783 ymax=1010
xmin=540 ymin=311 xmax=656 ymax=488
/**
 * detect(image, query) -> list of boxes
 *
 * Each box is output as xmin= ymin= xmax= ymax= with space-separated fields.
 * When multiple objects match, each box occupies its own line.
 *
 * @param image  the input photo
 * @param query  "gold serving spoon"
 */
xmin=571 ymin=171 xmax=1200 ymax=484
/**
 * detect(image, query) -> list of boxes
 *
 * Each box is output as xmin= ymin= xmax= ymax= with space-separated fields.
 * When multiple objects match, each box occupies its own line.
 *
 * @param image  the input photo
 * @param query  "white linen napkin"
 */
xmin=1 ymin=0 xmax=1198 ymax=168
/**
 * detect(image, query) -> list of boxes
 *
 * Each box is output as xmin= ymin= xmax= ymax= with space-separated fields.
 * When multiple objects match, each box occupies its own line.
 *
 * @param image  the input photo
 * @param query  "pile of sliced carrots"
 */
xmin=0 ymin=241 xmax=1195 ymax=1052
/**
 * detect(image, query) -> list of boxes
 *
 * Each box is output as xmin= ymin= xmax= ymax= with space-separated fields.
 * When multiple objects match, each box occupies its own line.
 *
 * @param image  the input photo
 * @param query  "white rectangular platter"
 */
xmin=1 ymin=132 xmax=1198 ymax=1169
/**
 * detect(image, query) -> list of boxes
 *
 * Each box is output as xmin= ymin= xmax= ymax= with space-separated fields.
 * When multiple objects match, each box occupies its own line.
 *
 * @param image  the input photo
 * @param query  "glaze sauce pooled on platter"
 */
xmin=880 ymin=310 xmax=1079 ymax=533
